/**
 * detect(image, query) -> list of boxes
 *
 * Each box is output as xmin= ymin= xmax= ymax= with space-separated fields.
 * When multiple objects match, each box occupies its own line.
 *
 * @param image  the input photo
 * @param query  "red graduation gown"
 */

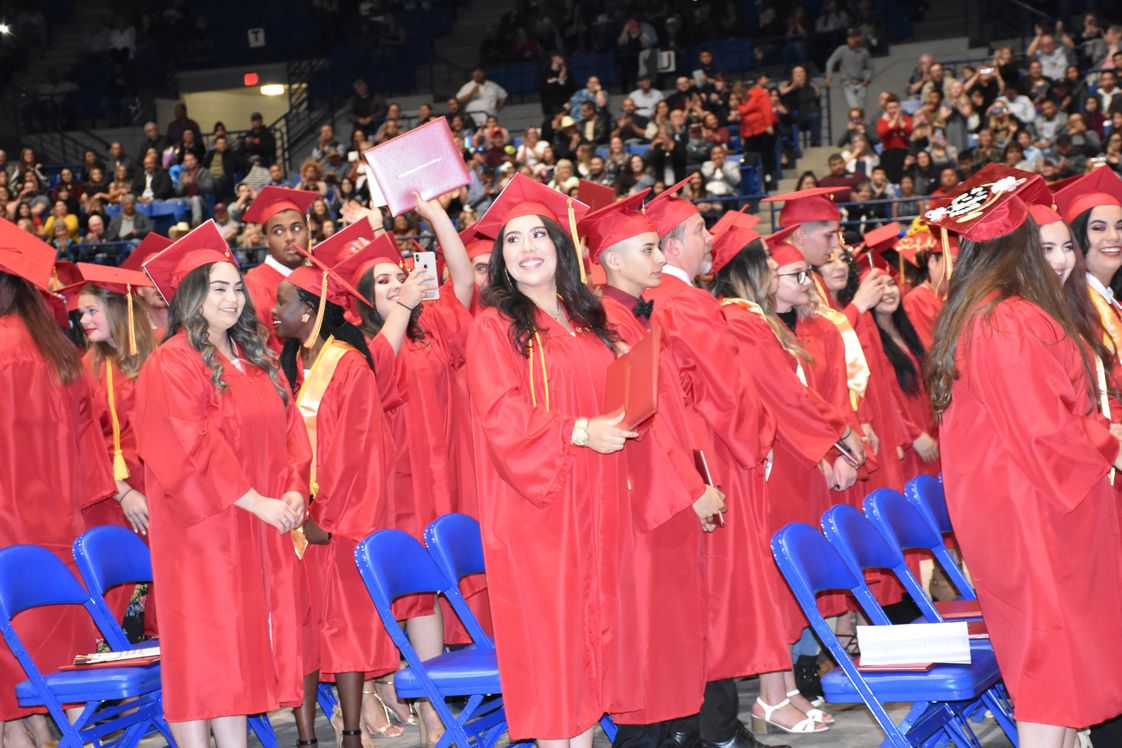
xmin=81 ymin=353 xmax=149 ymax=623
xmin=903 ymin=283 xmax=942 ymax=352
xmin=136 ymin=333 xmax=311 ymax=721
xmin=645 ymin=275 xmax=790 ymax=680
xmin=301 ymin=346 xmax=401 ymax=677
xmin=890 ymin=344 xmax=940 ymax=480
xmin=466 ymin=307 xmax=639 ymax=739
xmin=942 ymin=298 xmax=1122 ymax=727
xmin=244 ymin=262 xmax=286 ymax=353
xmin=0 ymin=316 xmax=115 ymax=720
xmin=719 ymin=301 xmax=849 ymax=640
xmin=600 ymin=293 xmax=706 ymax=725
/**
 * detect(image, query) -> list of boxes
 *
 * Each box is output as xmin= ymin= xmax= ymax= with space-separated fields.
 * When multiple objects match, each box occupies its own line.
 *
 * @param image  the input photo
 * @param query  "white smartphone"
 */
xmin=413 ymin=251 xmax=440 ymax=301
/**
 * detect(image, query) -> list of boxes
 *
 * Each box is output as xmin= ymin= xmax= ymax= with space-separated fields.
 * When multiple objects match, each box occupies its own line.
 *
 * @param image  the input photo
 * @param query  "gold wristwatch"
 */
xmin=572 ymin=417 xmax=590 ymax=447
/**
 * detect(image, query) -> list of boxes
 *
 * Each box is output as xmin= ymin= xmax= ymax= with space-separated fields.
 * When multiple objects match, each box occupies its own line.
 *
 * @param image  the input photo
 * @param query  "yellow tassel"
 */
xmin=536 ymin=331 xmax=550 ymax=410
xmin=566 ymin=198 xmax=586 ymax=284
xmin=304 ymin=271 xmax=330 ymax=348
xmin=126 ymin=285 xmax=137 ymax=356
xmin=941 ymin=227 xmax=953 ymax=280
xmin=527 ymin=331 xmax=551 ymax=409
xmin=528 ymin=335 xmax=537 ymax=407
xmin=105 ymin=361 xmax=130 ymax=480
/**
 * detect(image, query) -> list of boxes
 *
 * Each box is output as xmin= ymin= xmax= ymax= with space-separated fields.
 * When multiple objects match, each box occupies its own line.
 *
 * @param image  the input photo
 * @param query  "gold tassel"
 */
xmin=105 ymin=361 xmax=130 ymax=480
xmin=941 ymin=227 xmax=953 ymax=279
xmin=126 ymin=285 xmax=138 ymax=356
xmin=566 ymin=198 xmax=586 ymax=284
xmin=304 ymin=271 xmax=330 ymax=349
xmin=526 ymin=331 xmax=551 ymax=409
xmin=536 ymin=331 xmax=550 ymax=410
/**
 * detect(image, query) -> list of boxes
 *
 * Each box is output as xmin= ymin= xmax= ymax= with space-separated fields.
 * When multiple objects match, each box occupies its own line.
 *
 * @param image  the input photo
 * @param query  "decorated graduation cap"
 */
xmin=0 ymin=217 xmax=57 ymax=291
xmin=577 ymin=179 xmax=616 ymax=212
xmin=923 ymin=164 xmax=1052 ymax=244
xmin=241 ymin=186 xmax=318 ymax=226
xmin=1052 ymin=166 xmax=1122 ymax=225
xmin=459 ymin=224 xmax=494 ymax=260
xmin=760 ymin=186 xmax=846 ymax=227
xmin=894 ymin=229 xmax=937 ymax=268
xmin=764 ymin=225 xmax=802 ymax=267
xmin=120 ymin=232 xmax=172 ymax=271
xmin=142 ymin=220 xmax=238 ymax=304
xmin=475 ymin=174 xmax=591 ymax=281
xmin=711 ymin=206 xmax=761 ymax=237
xmin=577 ymin=190 xmax=657 ymax=264
xmin=644 ymin=174 xmax=700 ymax=238
xmin=710 ymin=225 xmax=763 ymax=275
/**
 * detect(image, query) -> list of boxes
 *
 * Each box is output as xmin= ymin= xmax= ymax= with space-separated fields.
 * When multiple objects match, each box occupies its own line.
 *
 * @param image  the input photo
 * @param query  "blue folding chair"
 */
xmin=865 ymin=490 xmax=976 ymax=601
xmin=423 ymin=513 xmax=618 ymax=742
xmin=905 ymin=476 xmax=954 ymax=540
xmin=0 ymin=545 xmax=171 ymax=748
xmin=820 ymin=505 xmax=1017 ymax=744
xmin=356 ymin=529 xmax=511 ymax=748
xmin=72 ymin=526 xmax=301 ymax=748
xmin=771 ymin=524 xmax=1003 ymax=747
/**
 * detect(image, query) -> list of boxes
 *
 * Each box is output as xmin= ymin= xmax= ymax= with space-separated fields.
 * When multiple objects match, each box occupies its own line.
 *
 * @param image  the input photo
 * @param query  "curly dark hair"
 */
xmin=481 ymin=214 xmax=617 ymax=356
xmin=165 ymin=263 xmax=288 ymax=403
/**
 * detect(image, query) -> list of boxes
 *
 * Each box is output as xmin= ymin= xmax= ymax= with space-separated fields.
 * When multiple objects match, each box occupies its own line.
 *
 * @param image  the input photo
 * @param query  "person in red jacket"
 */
xmin=737 ymin=73 xmax=778 ymax=191
xmin=874 ymin=94 xmax=912 ymax=182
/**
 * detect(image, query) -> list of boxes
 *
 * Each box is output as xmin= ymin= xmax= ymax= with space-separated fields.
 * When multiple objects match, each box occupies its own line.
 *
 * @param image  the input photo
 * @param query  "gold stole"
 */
xmin=816 ymin=305 xmax=870 ymax=411
xmin=721 ymin=298 xmax=808 ymax=386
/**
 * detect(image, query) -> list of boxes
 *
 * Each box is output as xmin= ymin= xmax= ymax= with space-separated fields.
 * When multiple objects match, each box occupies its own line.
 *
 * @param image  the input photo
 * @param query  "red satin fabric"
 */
xmin=645 ymin=276 xmax=790 ymax=680
xmin=466 ymin=307 xmax=639 ymax=739
xmin=903 ymin=284 xmax=943 ymax=351
xmin=0 ymin=316 xmax=115 ymax=720
xmin=244 ymin=263 xmax=286 ymax=353
xmin=720 ymin=303 xmax=849 ymax=641
xmin=304 ymin=349 xmax=401 ymax=676
xmin=136 ymin=333 xmax=311 ymax=721
xmin=941 ymin=298 xmax=1122 ymax=726
xmin=601 ymin=294 xmax=706 ymax=725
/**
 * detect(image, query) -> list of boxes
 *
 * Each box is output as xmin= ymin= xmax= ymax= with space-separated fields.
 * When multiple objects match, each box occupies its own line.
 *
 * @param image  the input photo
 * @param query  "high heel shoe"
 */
xmin=786 ymin=688 xmax=833 ymax=724
xmin=749 ymin=697 xmax=829 ymax=735
xmin=333 ymin=706 xmax=376 ymax=748
xmin=372 ymin=679 xmax=418 ymax=726
xmin=361 ymin=689 xmax=406 ymax=738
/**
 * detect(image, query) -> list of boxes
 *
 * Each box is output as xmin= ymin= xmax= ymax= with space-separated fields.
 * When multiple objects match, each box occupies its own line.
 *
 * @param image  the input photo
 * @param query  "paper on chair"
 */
xmin=856 ymin=622 xmax=971 ymax=666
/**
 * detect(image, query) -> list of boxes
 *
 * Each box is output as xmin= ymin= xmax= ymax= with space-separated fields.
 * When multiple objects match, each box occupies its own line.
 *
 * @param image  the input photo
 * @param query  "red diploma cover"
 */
xmin=362 ymin=118 xmax=471 ymax=216
xmin=604 ymin=330 xmax=660 ymax=430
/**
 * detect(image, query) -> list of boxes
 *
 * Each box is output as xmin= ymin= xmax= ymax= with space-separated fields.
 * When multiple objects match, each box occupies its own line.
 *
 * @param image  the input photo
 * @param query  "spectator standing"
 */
xmin=825 ymin=28 xmax=873 ymax=108
xmin=346 ymin=79 xmax=388 ymax=135
xmin=875 ymin=94 xmax=912 ymax=182
xmin=164 ymin=103 xmax=201 ymax=148
xmin=107 ymin=194 xmax=153 ymax=242
xmin=737 ymin=73 xmax=778 ymax=191
xmin=540 ymin=53 xmax=576 ymax=119
xmin=241 ymin=112 xmax=277 ymax=167
xmin=133 ymin=151 xmax=174 ymax=203
xmin=778 ymin=64 xmax=822 ymax=147
xmin=1026 ymin=22 xmax=1075 ymax=81
xmin=456 ymin=66 xmax=508 ymax=127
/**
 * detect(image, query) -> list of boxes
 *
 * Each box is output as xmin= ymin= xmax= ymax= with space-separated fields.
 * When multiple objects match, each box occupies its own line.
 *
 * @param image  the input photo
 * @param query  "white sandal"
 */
xmin=787 ymin=688 xmax=834 ymax=724
xmin=750 ymin=697 xmax=829 ymax=735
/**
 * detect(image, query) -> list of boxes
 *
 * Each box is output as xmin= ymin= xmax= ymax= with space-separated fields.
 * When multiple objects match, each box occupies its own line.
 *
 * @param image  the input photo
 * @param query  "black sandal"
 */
xmin=297 ymin=740 xmax=319 ymax=746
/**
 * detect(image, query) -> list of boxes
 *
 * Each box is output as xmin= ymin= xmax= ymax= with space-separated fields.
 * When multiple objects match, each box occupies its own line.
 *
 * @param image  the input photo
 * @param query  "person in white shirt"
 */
xmin=456 ymin=66 xmax=508 ymax=127
xmin=700 ymin=145 xmax=741 ymax=196
xmin=628 ymin=75 xmax=665 ymax=120
xmin=1026 ymin=25 xmax=1075 ymax=82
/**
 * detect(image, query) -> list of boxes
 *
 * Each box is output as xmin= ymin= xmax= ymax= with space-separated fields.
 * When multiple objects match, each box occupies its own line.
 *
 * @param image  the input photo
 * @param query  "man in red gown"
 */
xmin=642 ymin=176 xmax=791 ymax=748
xmin=579 ymin=193 xmax=724 ymax=748
xmin=242 ymin=187 xmax=317 ymax=351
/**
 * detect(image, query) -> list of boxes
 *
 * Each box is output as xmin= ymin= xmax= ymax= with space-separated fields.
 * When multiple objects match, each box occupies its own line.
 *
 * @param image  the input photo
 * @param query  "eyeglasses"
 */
xmin=776 ymin=270 xmax=811 ymax=284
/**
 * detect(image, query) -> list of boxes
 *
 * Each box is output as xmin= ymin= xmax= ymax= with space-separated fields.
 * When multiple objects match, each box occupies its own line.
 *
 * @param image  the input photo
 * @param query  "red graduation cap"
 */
xmin=53 ymin=260 xmax=83 ymax=289
xmin=923 ymin=164 xmax=1052 ymax=244
xmin=142 ymin=220 xmax=238 ymax=304
xmin=862 ymin=222 xmax=902 ymax=251
xmin=1052 ymin=166 xmax=1122 ymax=225
xmin=760 ymin=186 xmax=846 ymax=227
xmin=644 ymin=174 xmax=699 ymax=238
xmin=894 ymin=230 xmax=937 ymax=267
xmin=577 ymin=190 xmax=657 ymax=264
xmin=310 ymin=218 xmax=376 ymax=267
xmin=710 ymin=225 xmax=762 ymax=275
xmin=577 ymin=180 xmax=617 ymax=212
xmin=120 ymin=233 xmax=172 ymax=271
xmin=241 ymin=186 xmax=318 ymax=226
xmin=333 ymin=232 xmax=403 ymax=289
xmin=764 ymin=225 xmax=802 ymax=267
xmin=474 ymin=174 xmax=591 ymax=282
xmin=59 ymin=263 xmax=152 ymax=353
xmin=1028 ymin=203 xmax=1064 ymax=227
xmin=459 ymin=224 xmax=494 ymax=260
xmin=0 ymin=217 xmax=60 ymax=292
xmin=711 ymin=206 xmax=761 ymax=237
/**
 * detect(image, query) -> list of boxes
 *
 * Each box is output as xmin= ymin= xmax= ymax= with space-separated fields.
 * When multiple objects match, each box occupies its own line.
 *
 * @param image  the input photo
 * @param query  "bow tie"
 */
xmin=633 ymin=298 xmax=654 ymax=319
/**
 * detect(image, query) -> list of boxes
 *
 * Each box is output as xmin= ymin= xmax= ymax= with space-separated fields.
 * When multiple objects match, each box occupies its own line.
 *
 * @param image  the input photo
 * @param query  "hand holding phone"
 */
xmin=412 ymin=251 xmax=440 ymax=301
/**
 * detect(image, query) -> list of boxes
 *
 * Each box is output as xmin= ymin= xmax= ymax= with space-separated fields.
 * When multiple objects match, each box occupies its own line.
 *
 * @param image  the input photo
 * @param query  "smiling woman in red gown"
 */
xmin=0 ymin=222 xmax=115 ymax=748
xmin=464 ymin=176 xmax=639 ymax=746
xmin=135 ymin=221 xmax=310 ymax=748
xmin=927 ymin=170 xmax=1122 ymax=747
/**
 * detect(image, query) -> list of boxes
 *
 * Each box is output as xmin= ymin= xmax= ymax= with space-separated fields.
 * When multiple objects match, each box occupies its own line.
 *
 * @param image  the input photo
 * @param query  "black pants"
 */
xmin=613 ymin=679 xmax=739 ymax=748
